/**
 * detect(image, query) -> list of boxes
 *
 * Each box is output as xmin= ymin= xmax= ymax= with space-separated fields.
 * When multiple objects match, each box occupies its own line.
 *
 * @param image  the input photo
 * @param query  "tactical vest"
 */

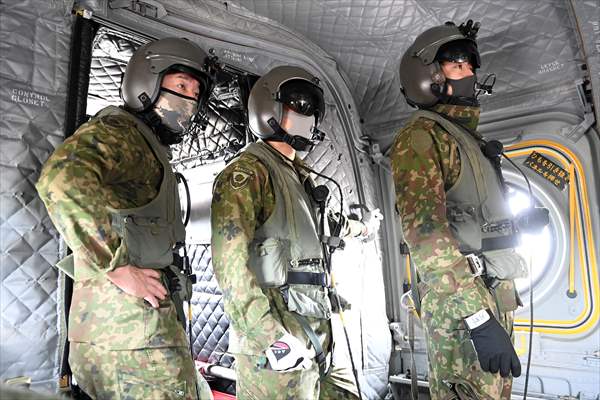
xmin=411 ymin=110 xmax=527 ymax=280
xmin=243 ymin=142 xmax=332 ymax=320
xmin=55 ymin=107 xmax=186 ymax=278
xmin=104 ymin=107 xmax=186 ymax=269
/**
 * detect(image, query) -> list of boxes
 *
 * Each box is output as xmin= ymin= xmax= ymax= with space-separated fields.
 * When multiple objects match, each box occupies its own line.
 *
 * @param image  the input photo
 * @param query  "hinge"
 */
xmin=365 ymin=140 xmax=392 ymax=174
xmin=109 ymin=0 xmax=167 ymax=19
xmin=72 ymin=5 xmax=93 ymax=19
xmin=561 ymin=79 xmax=596 ymax=141
xmin=389 ymin=322 xmax=406 ymax=345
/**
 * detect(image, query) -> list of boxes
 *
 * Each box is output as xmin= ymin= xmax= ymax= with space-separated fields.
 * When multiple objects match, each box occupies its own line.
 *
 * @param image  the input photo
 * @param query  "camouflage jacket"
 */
xmin=36 ymin=106 xmax=187 ymax=349
xmin=211 ymin=142 xmax=363 ymax=356
xmin=390 ymin=104 xmax=493 ymax=321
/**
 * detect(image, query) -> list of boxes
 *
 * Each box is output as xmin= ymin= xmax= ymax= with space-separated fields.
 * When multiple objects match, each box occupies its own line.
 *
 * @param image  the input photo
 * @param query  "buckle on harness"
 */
xmin=465 ymin=254 xmax=484 ymax=277
xmin=290 ymin=258 xmax=323 ymax=268
xmin=320 ymin=234 xmax=345 ymax=250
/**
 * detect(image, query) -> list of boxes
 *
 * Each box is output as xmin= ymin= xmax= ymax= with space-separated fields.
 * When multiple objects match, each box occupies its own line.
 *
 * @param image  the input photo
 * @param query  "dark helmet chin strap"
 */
xmin=429 ymin=73 xmax=496 ymax=108
xmin=266 ymin=117 xmax=324 ymax=152
xmin=129 ymin=93 xmax=184 ymax=145
xmin=430 ymin=82 xmax=480 ymax=107
xmin=138 ymin=108 xmax=185 ymax=145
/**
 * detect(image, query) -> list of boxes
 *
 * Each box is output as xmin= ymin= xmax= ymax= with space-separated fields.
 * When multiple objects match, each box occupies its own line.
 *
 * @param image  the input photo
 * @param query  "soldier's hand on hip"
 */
xmin=107 ymin=265 xmax=168 ymax=308
xmin=465 ymin=309 xmax=521 ymax=378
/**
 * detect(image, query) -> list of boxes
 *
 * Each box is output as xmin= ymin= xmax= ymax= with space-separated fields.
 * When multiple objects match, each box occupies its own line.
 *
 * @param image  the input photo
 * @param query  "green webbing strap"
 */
xmin=408 ymin=305 xmax=418 ymax=400
xmin=406 ymin=248 xmax=419 ymax=399
xmin=408 ymin=253 xmax=421 ymax=317
xmin=292 ymin=313 xmax=327 ymax=379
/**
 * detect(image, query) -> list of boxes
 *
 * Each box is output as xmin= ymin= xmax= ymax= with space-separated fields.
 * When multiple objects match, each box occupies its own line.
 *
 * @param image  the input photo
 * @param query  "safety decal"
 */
xmin=523 ymin=151 xmax=569 ymax=190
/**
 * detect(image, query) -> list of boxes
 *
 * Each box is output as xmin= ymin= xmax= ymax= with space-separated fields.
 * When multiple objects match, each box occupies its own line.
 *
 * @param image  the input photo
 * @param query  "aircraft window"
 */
xmin=506 ymin=186 xmax=554 ymax=294
xmin=172 ymin=66 xmax=255 ymax=169
xmin=87 ymin=27 xmax=257 ymax=168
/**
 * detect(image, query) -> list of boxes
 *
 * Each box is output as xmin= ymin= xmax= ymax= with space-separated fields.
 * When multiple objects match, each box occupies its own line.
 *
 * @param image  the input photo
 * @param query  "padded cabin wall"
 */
xmin=0 ymin=0 xmax=74 ymax=392
xmin=569 ymin=0 xmax=600 ymax=127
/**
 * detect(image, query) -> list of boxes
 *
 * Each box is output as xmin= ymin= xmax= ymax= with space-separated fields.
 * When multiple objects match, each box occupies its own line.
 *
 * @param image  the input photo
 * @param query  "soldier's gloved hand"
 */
xmin=359 ymin=208 xmax=383 ymax=242
xmin=265 ymin=333 xmax=313 ymax=372
xmin=465 ymin=309 xmax=521 ymax=377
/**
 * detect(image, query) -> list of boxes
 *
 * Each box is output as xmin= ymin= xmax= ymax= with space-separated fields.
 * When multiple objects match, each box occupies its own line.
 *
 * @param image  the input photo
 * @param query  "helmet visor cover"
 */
xmin=278 ymin=79 xmax=325 ymax=122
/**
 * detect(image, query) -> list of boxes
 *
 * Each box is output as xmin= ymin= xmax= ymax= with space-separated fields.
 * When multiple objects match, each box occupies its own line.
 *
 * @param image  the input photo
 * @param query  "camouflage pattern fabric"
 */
xmin=70 ymin=342 xmax=213 ymax=400
xmin=235 ymin=354 xmax=359 ymax=400
xmin=390 ymin=104 xmax=516 ymax=399
xmin=211 ymin=143 xmax=358 ymax=399
xmin=0 ymin=385 xmax=65 ymax=400
xmin=36 ymin=107 xmax=209 ymax=398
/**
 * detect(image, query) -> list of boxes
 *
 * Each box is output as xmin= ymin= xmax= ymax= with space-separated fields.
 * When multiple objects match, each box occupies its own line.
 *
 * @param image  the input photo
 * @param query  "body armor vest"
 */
xmin=105 ymin=107 xmax=186 ymax=269
xmin=55 ymin=107 xmax=186 ymax=278
xmin=244 ymin=142 xmax=332 ymax=320
xmin=411 ymin=110 xmax=527 ymax=280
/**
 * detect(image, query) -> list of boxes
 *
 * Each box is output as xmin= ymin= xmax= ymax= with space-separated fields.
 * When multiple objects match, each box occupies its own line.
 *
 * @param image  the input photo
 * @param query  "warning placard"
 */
xmin=523 ymin=151 xmax=569 ymax=191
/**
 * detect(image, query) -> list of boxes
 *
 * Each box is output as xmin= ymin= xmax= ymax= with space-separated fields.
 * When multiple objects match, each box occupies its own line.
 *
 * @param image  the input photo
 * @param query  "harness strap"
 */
xmin=481 ymin=234 xmax=520 ymax=252
xmin=408 ymin=254 xmax=421 ymax=317
xmin=292 ymin=313 xmax=328 ymax=379
xmin=287 ymin=271 xmax=329 ymax=287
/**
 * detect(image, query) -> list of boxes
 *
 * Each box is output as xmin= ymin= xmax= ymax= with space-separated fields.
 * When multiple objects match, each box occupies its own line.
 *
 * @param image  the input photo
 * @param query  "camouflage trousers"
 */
xmin=420 ymin=288 xmax=515 ymax=400
xmin=235 ymin=354 xmax=359 ymax=400
xmin=70 ymin=342 xmax=213 ymax=400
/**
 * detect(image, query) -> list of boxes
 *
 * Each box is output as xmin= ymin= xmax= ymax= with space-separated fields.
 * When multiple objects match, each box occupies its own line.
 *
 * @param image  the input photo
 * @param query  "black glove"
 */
xmin=465 ymin=310 xmax=521 ymax=378
xmin=329 ymin=289 xmax=351 ymax=313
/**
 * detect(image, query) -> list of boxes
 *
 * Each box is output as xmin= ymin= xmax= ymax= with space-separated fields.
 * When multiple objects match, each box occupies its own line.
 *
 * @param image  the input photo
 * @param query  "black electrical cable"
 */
xmin=296 ymin=164 xmax=344 ymax=236
xmin=174 ymin=172 xmax=198 ymax=400
xmin=296 ymin=163 xmax=364 ymax=400
xmin=502 ymin=153 xmax=533 ymax=200
xmin=175 ymin=172 xmax=191 ymax=226
xmin=183 ymin=245 xmax=200 ymax=400
xmin=502 ymin=153 xmax=535 ymax=400
xmin=523 ymin=252 xmax=534 ymax=400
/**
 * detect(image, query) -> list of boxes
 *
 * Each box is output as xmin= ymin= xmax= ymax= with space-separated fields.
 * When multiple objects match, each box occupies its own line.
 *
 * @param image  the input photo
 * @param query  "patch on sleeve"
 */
xmin=410 ymin=131 xmax=434 ymax=154
xmin=230 ymin=166 xmax=254 ymax=190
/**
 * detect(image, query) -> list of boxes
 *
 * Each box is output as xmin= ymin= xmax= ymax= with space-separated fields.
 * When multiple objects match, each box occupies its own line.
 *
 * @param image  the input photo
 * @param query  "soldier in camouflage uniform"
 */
xmin=36 ymin=38 xmax=214 ymax=400
xmin=211 ymin=66 xmax=381 ymax=399
xmin=390 ymin=21 xmax=525 ymax=399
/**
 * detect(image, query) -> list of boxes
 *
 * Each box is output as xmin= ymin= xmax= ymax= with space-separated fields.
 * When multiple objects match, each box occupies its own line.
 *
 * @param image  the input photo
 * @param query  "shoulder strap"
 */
xmin=411 ymin=110 xmax=487 ymax=206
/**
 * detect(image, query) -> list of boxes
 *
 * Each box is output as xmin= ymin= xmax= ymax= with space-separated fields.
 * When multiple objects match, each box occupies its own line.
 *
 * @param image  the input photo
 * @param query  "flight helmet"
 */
xmin=399 ymin=20 xmax=484 ymax=108
xmin=121 ymin=37 xmax=213 ymax=143
xmin=248 ymin=66 xmax=325 ymax=151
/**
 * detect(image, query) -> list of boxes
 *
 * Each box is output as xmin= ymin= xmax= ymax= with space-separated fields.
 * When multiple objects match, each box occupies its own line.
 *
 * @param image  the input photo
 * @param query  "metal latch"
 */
xmin=465 ymin=254 xmax=484 ymax=277
xmin=561 ymin=79 xmax=596 ymax=142
xmin=109 ymin=0 xmax=167 ymax=19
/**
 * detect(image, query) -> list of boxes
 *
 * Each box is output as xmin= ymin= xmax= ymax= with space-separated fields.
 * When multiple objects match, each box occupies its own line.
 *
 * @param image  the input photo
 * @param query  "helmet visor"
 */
xmin=278 ymin=79 xmax=325 ymax=122
xmin=436 ymin=39 xmax=480 ymax=68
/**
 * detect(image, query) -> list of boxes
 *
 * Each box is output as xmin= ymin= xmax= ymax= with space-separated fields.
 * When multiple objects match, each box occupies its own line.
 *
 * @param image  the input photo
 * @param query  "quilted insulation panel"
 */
xmin=0 ymin=0 xmax=74 ymax=393
xmin=227 ymin=0 xmax=591 ymax=147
